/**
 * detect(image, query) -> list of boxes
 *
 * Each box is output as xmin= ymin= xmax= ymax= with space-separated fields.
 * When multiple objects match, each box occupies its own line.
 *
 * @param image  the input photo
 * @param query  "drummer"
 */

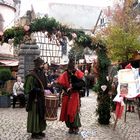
xmin=43 ymin=62 xmax=54 ymax=94
xmin=24 ymin=57 xmax=47 ymax=139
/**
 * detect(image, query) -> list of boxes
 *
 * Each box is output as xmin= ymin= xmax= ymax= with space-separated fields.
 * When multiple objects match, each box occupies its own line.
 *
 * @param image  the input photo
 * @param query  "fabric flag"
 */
xmin=115 ymin=102 xmax=124 ymax=119
xmin=125 ymin=63 xmax=132 ymax=69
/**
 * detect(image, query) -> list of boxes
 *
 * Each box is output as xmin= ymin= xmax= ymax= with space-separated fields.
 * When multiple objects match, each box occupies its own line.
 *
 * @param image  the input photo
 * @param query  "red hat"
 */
xmin=125 ymin=63 xmax=132 ymax=69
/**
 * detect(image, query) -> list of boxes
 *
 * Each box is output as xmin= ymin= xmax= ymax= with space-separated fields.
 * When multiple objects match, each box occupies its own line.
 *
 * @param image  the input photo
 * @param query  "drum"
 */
xmin=45 ymin=94 xmax=59 ymax=121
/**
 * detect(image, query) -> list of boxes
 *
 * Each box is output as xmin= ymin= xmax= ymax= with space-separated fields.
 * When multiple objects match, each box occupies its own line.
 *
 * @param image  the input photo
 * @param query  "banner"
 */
xmin=114 ymin=68 xmax=140 ymax=102
xmin=113 ymin=68 xmax=140 ymax=119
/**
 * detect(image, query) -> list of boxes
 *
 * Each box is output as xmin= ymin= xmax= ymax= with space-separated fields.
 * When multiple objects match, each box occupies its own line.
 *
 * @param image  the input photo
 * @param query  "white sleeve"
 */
xmin=13 ymin=83 xmax=17 ymax=96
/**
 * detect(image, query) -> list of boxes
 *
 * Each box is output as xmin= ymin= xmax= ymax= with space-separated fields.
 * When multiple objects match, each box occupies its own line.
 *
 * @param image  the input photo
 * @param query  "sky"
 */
xmin=20 ymin=0 xmax=114 ymax=16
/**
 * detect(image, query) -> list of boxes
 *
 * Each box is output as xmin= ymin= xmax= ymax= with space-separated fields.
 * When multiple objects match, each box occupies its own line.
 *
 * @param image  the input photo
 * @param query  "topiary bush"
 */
xmin=0 ymin=68 xmax=12 ymax=86
xmin=0 ymin=90 xmax=9 ymax=96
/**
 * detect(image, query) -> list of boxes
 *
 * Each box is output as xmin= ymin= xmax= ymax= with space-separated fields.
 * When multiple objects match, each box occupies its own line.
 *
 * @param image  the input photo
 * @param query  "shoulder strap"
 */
xmin=27 ymin=72 xmax=44 ymax=91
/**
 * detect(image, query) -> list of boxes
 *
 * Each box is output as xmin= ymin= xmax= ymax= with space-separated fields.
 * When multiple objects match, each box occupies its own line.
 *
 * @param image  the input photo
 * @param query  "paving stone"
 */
xmin=0 ymin=90 xmax=140 ymax=140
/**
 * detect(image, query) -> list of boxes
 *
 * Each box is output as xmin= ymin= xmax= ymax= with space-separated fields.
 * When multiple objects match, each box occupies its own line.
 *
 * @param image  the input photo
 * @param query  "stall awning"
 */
xmin=0 ymin=60 xmax=19 ymax=66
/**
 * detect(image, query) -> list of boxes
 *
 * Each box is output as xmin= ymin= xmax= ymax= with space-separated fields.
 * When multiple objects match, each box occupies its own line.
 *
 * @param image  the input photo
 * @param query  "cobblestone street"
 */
xmin=0 ymin=91 xmax=140 ymax=140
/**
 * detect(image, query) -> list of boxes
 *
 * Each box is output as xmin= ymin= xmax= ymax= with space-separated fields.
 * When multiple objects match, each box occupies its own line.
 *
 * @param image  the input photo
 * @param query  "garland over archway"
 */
xmin=1 ymin=16 xmax=111 ymax=125
xmin=1 ymin=17 xmax=93 ymax=48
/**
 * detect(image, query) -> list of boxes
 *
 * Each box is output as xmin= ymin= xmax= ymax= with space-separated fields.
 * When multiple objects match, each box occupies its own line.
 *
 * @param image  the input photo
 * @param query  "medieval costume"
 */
xmin=57 ymin=59 xmax=85 ymax=134
xmin=24 ymin=57 xmax=47 ymax=139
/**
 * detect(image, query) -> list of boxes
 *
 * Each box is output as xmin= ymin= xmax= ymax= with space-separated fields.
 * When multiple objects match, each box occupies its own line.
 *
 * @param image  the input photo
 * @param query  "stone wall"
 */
xmin=18 ymin=44 xmax=40 ymax=81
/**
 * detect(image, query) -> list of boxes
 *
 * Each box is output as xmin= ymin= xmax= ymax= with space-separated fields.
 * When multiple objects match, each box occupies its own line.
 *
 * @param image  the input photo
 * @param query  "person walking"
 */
xmin=84 ymin=70 xmax=90 ymax=97
xmin=57 ymin=59 xmax=85 ymax=134
xmin=13 ymin=76 xmax=25 ymax=108
xmin=24 ymin=57 xmax=47 ymax=139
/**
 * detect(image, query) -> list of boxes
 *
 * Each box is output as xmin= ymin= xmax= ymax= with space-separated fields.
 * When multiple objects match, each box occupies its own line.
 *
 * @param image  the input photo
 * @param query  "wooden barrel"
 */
xmin=45 ymin=94 xmax=59 ymax=121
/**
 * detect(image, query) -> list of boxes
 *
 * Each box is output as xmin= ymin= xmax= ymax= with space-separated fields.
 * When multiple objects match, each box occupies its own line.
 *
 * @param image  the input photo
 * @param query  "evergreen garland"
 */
xmin=1 ymin=16 xmax=112 ymax=125
xmin=2 ymin=17 xmax=93 ymax=48
xmin=96 ymin=42 xmax=111 ymax=125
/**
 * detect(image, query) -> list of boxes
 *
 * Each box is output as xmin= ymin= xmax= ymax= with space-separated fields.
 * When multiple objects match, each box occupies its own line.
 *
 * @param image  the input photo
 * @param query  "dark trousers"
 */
xmin=13 ymin=94 xmax=26 ymax=108
xmin=85 ymin=87 xmax=89 ymax=96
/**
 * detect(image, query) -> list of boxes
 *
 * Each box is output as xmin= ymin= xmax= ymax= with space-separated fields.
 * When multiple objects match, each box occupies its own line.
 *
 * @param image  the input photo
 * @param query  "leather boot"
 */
xmin=31 ymin=133 xmax=43 ymax=139
xmin=38 ymin=132 xmax=45 ymax=137
xmin=68 ymin=128 xmax=74 ymax=134
xmin=127 ymin=105 xmax=131 ymax=112
xmin=131 ymin=106 xmax=135 ymax=112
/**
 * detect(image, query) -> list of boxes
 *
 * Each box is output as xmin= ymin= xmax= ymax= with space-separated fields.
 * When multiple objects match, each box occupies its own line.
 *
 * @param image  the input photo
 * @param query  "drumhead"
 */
xmin=45 ymin=95 xmax=59 ymax=99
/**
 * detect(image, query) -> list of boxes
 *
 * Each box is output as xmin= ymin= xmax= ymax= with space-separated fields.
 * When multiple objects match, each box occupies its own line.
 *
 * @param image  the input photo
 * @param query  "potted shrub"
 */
xmin=0 ymin=90 xmax=11 ymax=107
xmin=0 ymin=68 xmax=12 ymax=86
xmin=0 ymin=68 xmax=12 ymax=107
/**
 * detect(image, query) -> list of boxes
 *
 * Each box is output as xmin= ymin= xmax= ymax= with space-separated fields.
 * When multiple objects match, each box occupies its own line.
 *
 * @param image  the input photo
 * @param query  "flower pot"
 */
xmin=0 ymin=96 xmax=11 ymax=108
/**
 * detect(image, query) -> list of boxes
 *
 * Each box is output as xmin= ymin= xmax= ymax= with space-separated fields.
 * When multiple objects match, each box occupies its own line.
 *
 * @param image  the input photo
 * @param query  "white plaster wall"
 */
xmin=0 ymin=5 xmax=15 ymax=30
xmin=0 ymin=43 xmax=14 ymax=55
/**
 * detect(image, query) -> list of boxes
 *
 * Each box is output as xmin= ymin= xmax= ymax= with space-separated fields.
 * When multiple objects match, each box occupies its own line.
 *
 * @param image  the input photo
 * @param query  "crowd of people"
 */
xmin=11 ymin=56 xmax=95 ymax=139
xmin=9 ymin=59 xmax=120 ymax=134
xmin=10 ymin=56 xmax=140 ymax=139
